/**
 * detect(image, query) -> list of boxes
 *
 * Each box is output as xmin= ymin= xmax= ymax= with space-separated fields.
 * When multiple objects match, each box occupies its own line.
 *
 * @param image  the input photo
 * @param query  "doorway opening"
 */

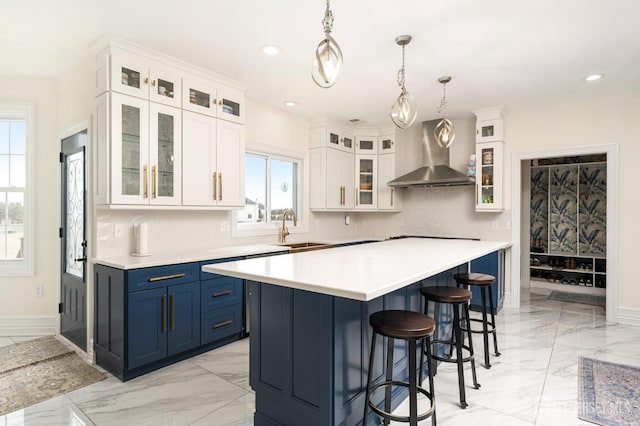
xmin=511 ymin=144 xmax=618 ymax=323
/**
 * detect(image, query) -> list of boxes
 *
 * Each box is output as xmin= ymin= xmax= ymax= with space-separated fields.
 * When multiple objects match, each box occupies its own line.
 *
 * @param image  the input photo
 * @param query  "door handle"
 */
xmin=162 ymin=294 xmax=168 ymax=332
xmin=218 ymin=172 xmax=223 ymax=201
xmin=170 ymin=293 xmax=175 ymax=330
xmin=74 ymin=256 xmax=87 ymax=262
xmin=213 ymin=172 xmax=217 ymax=200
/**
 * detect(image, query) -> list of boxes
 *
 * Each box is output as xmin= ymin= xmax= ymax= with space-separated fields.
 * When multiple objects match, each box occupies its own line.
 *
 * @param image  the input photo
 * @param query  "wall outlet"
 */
xmin=492 ymin=221 xmax=500 ymax=230
xmin=114 ymin=223 xmax=124 ymax=238
xmin=35 ymin=285 xmax=43 ymax=297
xmin=220 ymin=221 xmax=230 ymax=232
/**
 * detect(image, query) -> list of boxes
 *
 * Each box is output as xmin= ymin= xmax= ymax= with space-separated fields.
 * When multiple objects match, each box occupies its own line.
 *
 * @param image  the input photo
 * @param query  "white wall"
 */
xmin=505 ymin=89 xmax=640 ymax=314
xmin=0 ymin=78 xmax=59 ymax=327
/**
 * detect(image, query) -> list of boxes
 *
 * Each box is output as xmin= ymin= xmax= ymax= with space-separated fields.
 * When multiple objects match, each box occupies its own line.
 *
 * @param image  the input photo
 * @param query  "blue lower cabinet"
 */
xmin=95 ymin=259 xmax=241 ymax=382
xmin=201 ymin=304 xmax=242 ymax=344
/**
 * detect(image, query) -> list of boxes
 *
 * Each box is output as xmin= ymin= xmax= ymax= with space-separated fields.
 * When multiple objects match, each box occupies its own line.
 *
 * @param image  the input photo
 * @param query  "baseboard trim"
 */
xmin=0 ymin=316 xmax=56 ymax=336
xmin=617 ymin=307 xmax=640 ymax=327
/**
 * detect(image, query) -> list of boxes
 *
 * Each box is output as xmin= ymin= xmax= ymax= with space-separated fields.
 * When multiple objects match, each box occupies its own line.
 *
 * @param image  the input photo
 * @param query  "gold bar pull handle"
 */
xmin=143 ymin=165 xmax=149 ymax=198
xmin=149 ymin=273 xmax=186 ymax=282
xmin=213 ymin=172 xmax=218 ymax=200
xmin=152 ymin=165 xmax=157 ymax=198
xmin=170 ymin=293 xmax=175 ymax=330
xmin=391 ymin=188 xmax=395 ymax=207
xmin=218 ymin=172 xmax=223 ymax=201
xmin=475 ymin=184 xmax=479 ymax=205
xmin=212 ymin=320 xmax=232 ymax=329
xmin=144 ymin=77 xmax=149 ymax=85
xmin=162 ymin=294 xmax=168 ymax=332
xmin=356 ymin=189 xmax=358 ymax=205
xmin=213 ymin=290 xmax=232 ymax=297
xmin=151 ymin=79 xmax=156 ymax=87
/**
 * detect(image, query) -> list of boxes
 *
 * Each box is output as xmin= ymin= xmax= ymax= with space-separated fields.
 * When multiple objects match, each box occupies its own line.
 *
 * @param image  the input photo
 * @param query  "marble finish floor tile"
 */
xmin=2 ymin=288 xmax=639 ymax=425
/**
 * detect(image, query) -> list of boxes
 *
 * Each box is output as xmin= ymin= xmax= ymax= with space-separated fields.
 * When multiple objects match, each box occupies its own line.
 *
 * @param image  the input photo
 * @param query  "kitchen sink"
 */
xmin=280 ymin=241 xmax=335 ymax=253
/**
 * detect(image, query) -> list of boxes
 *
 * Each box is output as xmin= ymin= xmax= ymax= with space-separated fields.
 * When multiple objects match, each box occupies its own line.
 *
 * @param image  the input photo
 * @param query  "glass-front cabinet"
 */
xmin=355 ymin=155 xmax=377 ymax=209
xmin=355 ymin=136 xmax=377 ymax=154
xmin=182 ymin=76 xmax=245 ymax=125
xmin=110 ymin=53 xmax=182 ymax=108
xmin=111 ymin=93 xmax=181 ymax=205
xmin=475 ymin=141 xmax=503 ymax=211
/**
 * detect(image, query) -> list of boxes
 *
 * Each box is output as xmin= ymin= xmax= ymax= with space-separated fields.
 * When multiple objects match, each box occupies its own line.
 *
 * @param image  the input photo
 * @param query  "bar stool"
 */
xmin=363 ymin=310 xmax=436 ymax=426
xmin=421 ymin=286 xmax=479 ymax=409
xmin=453 ymin=273 xmax=501 ymax=368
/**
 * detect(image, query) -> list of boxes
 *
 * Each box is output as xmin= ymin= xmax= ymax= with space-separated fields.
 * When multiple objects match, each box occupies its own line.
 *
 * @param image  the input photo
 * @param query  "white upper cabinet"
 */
xmin=310 ymin=123 xmax=354 ymax=153
xmin=93 ymin=38 xmax=246 ymax=209
xmin=183 ymin=76 xmax=245 ymax=124
xmin=110 ymin=93 xmax=181 ymax=206
xmin=355 ymin=136 xmax=378 ymax=154
xmin=182 ymin=112 xmax=245 ymax=207
xmin=377 ymin=152 xmax=397 ymax=210
xmin=378 ymin=134 xmax=395 ymax=154
xmin=355 ymin=154 xmax=377 ymax=209
xmin=109 ymin=52 xmax=183 ymax=108
xmin=473 ymin=107 xmax=505 ymax=212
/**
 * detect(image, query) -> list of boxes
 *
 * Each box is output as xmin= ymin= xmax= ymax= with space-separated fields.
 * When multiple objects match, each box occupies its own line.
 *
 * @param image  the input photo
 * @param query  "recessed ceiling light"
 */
xmin=261 ymin=45 xmax=281 ymax=56
xmin=585 ymin=73 xmax=604 ymax=82
xmin=283 ymin=101 xmax=297 ymax=107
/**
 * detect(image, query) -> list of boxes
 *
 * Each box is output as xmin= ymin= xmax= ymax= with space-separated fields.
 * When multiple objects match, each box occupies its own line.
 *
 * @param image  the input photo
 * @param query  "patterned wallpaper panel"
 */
xmin=529 ymin=162 xmax=607 ymax=258
xmin=530 ymin=167 xmax=549 ymax=252
xmin=549 ymin=165 xmax=578 ymax=254
xmin=579 ymin=164 xmax=606 ymax=256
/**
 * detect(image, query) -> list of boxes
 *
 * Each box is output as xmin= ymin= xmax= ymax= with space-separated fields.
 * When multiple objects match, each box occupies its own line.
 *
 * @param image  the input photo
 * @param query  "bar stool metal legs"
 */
xmin=421 ymin=286 xmax=480 ymax=409
xmin=454 ymin=273 xmax=501 ymax=368
xmin=363 ymin=310 xmax=436 ymax=426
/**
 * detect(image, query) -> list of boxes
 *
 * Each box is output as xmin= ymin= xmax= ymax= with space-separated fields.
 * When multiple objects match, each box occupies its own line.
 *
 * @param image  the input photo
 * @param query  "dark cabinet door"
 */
xmin=167 ymin=282 xmax=201 ymax=356
xmin=128 ymin=287 xmax=167 ymax=369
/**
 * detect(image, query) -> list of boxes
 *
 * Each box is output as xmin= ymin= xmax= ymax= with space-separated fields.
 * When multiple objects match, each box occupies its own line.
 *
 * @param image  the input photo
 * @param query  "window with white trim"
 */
xmin=0 ymin=103 xmax=33 ymax=275
xmin=234 ymin=148 xmax=303 ymax=236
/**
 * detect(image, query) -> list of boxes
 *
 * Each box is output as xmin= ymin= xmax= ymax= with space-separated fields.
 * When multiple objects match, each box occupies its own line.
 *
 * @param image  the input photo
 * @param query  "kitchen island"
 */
xmin=203 ymin=238 xmax=510 ymax=426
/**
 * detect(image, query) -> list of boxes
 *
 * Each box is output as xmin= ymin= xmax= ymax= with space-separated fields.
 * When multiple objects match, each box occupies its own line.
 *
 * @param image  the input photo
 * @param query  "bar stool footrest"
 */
xmin=431 ymin=340 xmax=475 ymax=363
xmin=368 ymin=380 xmax=435 ymax=423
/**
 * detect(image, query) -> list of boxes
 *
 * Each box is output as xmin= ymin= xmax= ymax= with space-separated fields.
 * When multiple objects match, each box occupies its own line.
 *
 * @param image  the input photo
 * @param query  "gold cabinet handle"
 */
xmin=213 ymin=290 xmax=232 ymax=297
xmin=213 ymin=320 xmax=232 ymax=329
xmin=162 ymin=294 xmax=167 ymax=332
xmin=213 ymin=172 xmax=217 ymax=200
xmin=143 ymin=165 xmax=149 ymax=198
xmin=391 ymin=188 xmax=394 ymax=207
xmin=218 ymin=172 xmax=223 ymax=201
xmin=144 ymin=77 xmax=149 ymax=85
xmin=356 ymin=189 xmax=358 ymax=205
xmin=152 ymin=165 xmax=157 ymax=198
xmin=149 ymin=273 xmax=186 ymax=282
xmin=170 ymin=293 xmax=175 ymax=330
xmin=218 ymin=99 xmax=223 ymax=106
xmin=151 ymin=79 xmax=156 ymax=87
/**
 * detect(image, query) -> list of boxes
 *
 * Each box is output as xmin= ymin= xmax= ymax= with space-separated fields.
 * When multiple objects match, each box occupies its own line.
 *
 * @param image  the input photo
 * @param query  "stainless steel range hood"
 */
xmin=387 ymin=119 xmax=474 ymax=188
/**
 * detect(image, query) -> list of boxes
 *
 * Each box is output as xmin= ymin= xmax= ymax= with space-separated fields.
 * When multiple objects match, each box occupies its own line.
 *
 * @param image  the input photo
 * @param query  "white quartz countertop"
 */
xmin=202 ymin=238 xmax=511 ymax=301
xmin=92 ymin=244 xmax=290 ymax=270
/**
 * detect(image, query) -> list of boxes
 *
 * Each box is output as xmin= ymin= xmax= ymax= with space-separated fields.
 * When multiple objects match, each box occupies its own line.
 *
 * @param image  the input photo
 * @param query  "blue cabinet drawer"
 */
xmin=201 ymin=304 xmax=242 ymax=344
xmin=200 ymin=257 xmax=243 ymax=281
xmin=201 ymin=277 xmax=243 ymax=311
xmin=127 ymin=263 xmax=199 ymax=293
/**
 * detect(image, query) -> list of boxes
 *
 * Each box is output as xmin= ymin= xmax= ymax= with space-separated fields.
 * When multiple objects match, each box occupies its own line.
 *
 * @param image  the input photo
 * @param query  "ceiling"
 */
xmin=2 ymin=0 xmax=639 ymax=127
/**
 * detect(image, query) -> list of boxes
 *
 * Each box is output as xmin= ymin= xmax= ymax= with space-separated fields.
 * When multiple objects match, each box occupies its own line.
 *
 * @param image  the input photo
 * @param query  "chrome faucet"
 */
xmin=280 ymin=209 xmax=297 ymax=243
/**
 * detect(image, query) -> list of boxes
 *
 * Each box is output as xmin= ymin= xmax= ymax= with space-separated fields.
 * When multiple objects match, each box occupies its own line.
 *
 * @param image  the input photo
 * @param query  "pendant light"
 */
xmin=390 ymin=35 xmax=417 ymax=129
xmin=434 ymin=76 xmax=455 ymax=148
xmin=311 ymin=0 xmax=343 ymax=88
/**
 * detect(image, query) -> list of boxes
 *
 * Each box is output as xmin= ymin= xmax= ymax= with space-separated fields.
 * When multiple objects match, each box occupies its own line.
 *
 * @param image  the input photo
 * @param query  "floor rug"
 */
xmin=0 ymin=336 xmax=73 ymax=374
xmin=547 ymin=291 xmax=606 ymax=309
xmin=578 ymin=356 xmax=640 ymax=425
xmin=0 ymin=338 xmax=105 ymax=416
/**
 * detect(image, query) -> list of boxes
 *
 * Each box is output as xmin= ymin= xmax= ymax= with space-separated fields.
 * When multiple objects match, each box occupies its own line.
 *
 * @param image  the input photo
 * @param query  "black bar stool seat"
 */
xmin=421 ymin=286 xmax=479 ymax=409
xmin=453 ymin=273 xmax=501 ymax=368
xmin=364 ymin=310 xmax=437 ymax=426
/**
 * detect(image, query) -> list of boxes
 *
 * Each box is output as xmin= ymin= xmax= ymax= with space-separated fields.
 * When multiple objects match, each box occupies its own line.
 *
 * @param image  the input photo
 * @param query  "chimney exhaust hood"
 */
xmin=387 ymin=120 xmax=474 ymax=188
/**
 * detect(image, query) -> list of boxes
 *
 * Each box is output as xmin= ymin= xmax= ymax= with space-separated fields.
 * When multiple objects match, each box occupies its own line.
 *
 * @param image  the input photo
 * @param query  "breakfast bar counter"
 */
xmin=203 ymin=238 xmax=510 ymax=426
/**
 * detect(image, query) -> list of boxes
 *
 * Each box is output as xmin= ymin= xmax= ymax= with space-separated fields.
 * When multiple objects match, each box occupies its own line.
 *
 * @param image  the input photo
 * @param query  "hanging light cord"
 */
xmin=397 ymin=45 xmax=406 ymax=90
xmin=322 ymin=0 xmax=334 ymax=35
xmin=438 ymin=82 xmax=448 ymax=118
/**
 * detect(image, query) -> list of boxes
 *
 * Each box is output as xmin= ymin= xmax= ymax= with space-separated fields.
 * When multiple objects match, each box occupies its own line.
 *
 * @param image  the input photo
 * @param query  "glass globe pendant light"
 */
xmin=434 ymin=76 xmax=455 ymax=148
xmin=311 ymin=0 xmax=343 ymax=88
xmin=390 ymin=35 xmax=417 ymax=129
